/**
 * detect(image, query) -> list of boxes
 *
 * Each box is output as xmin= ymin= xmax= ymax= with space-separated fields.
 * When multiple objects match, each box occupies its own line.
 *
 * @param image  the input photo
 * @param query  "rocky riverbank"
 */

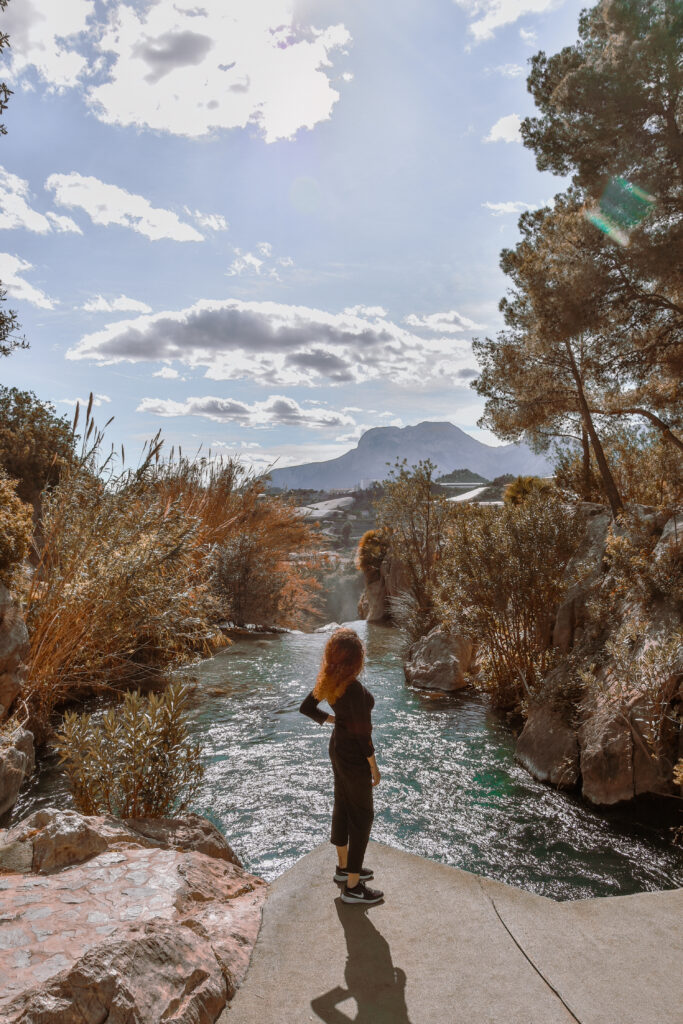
xmin=359 ymin=503 xmax=683 ymax=809
xmin=0 ymin=807 xmax=266 ymax=1021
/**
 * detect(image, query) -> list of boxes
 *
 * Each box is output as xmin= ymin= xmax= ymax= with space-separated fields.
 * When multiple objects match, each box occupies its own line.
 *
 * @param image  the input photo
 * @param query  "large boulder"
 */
xmin=515 ymin=704 xmax=580 ymax=789
xmin=4 ymin=921 xmax=227 ymax=1024
xmin=0 ymin=809 xmax=267 ymax=1021
xmin=404 ymin=626 xmax=473 ymax=692
xmin=0 ymin=583 xmax=29 ymax=721
xmin=0 ymin=727 xmax=35 ymax=818
xmin=579 ymin=707 xmax=634 ymax=805
xmin=0 ymin=806 xmax=242 ymax=874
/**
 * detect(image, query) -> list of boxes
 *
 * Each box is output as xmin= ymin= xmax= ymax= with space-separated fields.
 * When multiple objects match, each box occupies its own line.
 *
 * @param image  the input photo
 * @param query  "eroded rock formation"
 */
xmin=0 ymin=807 xmax=266 ymax=1022
xmin=404 ymin=626 xmax=473 ymax=692
xmin=517 ymin=505 xmax=682 ymax=806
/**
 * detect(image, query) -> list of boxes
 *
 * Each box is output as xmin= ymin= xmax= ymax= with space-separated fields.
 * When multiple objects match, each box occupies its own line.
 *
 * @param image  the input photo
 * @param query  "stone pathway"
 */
xmin=221 ymin=840 xmax=683 ymax=1024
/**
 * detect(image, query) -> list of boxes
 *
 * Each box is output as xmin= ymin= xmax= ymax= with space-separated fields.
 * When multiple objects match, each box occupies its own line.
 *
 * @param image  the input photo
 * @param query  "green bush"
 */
xmin=437 ymin=492 xmax=584 ymax=710
xmin=53 ymin=683 xmax=204 ymax=818
xmin=503 ymin=475 xmax=554 ymax=505
xmin=0 ymin=473 xmax=33 ymax=587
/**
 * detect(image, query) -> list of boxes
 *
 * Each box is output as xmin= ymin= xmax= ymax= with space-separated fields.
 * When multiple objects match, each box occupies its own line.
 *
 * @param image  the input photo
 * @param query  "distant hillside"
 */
xmin=436 ymin=468 xmax=490 ymax=484
xmin=267 ymin=422 xmax=552 ymax=491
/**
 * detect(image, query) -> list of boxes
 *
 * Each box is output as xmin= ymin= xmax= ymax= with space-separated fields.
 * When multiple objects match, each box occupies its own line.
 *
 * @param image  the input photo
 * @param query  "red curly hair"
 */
xmin=313 ymin=627 xmax=365 ymax=704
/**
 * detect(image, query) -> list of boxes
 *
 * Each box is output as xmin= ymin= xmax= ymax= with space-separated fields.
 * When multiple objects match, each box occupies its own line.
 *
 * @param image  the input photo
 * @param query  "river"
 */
xmin=13 ymin=620 xmax=682 ymax=899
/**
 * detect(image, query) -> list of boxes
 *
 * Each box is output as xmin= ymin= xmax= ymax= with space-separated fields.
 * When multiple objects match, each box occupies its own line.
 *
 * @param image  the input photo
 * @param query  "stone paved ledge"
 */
xmin=221 ymin=840 xmax=683 ymax=1024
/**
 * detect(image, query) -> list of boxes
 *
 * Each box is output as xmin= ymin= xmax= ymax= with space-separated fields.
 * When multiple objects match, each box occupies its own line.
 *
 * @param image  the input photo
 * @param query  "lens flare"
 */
xmin=585 ymin=176 xmax=655 ymax=246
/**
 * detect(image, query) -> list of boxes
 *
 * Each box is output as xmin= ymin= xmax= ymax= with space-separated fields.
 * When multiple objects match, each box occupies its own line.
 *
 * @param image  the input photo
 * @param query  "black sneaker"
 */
xmin=341 ymin=880 xmax=384 ymax=904
xmin=334 ymin=865 xmax=374 ymax=883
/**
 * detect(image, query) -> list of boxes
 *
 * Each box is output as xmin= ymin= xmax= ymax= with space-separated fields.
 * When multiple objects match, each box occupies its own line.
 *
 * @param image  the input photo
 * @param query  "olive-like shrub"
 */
xmin=436 ymin=491 xmax=584 ymax=710
xmin=53 ymin=683 xmax=204 ymax=818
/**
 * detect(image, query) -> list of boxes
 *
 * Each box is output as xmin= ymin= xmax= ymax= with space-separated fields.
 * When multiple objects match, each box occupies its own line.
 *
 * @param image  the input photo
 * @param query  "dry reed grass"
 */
xmin=20 ymin=396 xmax=321 ymax=744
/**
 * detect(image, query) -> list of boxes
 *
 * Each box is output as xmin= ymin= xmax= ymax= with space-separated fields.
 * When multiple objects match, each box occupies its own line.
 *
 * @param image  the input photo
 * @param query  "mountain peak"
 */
xmin=268 ymin=420 xmax=551 ymax=491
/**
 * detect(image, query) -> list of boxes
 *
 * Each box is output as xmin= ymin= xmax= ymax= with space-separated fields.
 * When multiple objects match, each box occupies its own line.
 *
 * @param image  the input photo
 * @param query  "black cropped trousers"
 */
xmin=329 ymin=736 xmax=374 ymax=873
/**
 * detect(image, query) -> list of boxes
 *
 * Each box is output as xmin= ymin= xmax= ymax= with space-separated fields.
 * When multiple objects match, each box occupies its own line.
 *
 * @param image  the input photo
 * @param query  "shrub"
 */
xmin=603 ymin=512 xmax=683 ymax=610
xmin=0 ymin=473 xmax=32 ymax=587
xmin=503 ymin=475 xmax=554 ymax=505
xmin=437 ymin=492 xmax=584 ymax=710
xmin=0 ymin=386 xmax=75 ymax=504
xmin=53 ymin=683 xmax=204 ymax=818
xmin=21 ymin=401 xmax=322 ymax=743
xmin=374 ymin=460 xmax=449 ymax=632
xmin=355 ymin=529 xmax=389 ymax=577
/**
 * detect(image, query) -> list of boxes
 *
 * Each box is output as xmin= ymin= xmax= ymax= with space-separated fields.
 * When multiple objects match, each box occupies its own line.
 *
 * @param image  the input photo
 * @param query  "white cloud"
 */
xmin=0 ymin=168 xmax=83 ymax=234
xmin=454 ymin=0 xmax=562 ymax=42
xmin=344 ymin=304 xmax=387 ymax=318
xmin=2 ymin=0 xmax=94 ymax=89
xmin=60 ymin=393 xmax=111 ymax=407
xmin=188 ymin=209 xmax=229 ymax=232
xmin=0 ymin=167 xmax=51 ymax=233
xmin=404 ymin=310 xmax=483 ymax=333
xmin=66 ymin=298 xmax=478 ymax=388
xmin=227 ymin=243 xmax=293 ymax=279
xmin=45 ymin=172 xmax=204 ymax=242
xmin=153 ymin=366 xmax=183 ymax=380
xmin=137 ymin=394 xmax=356 ymax=430
xmin=227 ymin=249 xmax=264 ymax=276
xmin=487 ymin=63 xmax=525 ymax=78
xmin=520 ymin=27 xmax=538 ymax=45
xmin=482 ymin=200 xmax=537 ymax=216
xmin=45 ymin=211 xmax=83 ymax=234
xmin=484 ymin=113 xmax=522 ymax=143
xmin=0 ymin=252 xmax=55 ymax=308
xmin=82 ymin=294 xmax=153 ymax=313
xmin=82 ymin=2 xmax=351 ymax=142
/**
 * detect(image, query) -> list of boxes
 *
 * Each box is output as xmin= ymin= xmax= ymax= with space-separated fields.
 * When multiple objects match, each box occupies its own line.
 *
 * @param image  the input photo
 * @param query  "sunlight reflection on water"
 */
xmin=13 ymin=620 xmax=682 ymax=899
xmin=182 ymin=621 xmax=682 ymax=899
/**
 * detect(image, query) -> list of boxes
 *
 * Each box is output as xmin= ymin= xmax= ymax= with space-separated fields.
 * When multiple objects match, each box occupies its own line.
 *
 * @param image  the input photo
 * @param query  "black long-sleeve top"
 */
xmin=299 ymin=679 xmax=375 ymax=765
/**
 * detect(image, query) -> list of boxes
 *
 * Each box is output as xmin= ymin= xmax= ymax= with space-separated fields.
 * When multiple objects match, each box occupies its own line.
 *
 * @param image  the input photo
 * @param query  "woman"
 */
xmin=299 ymin=627 xmax=384 ymax=905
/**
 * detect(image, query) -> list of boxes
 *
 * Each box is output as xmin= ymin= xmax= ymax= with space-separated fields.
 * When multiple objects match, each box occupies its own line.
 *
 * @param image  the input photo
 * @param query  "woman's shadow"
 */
xmin=310 ymin=898 xmax=412 ymax=1024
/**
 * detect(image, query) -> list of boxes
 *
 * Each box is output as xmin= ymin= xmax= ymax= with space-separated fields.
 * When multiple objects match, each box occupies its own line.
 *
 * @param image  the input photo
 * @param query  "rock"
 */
xmin=515 ymin=704 xmax=579 ymax=788
xmin=0 ymin=807 xmax=243 ymax=873
xmin=4 ymin=921 xmax=228 ymax=1024
xmin=0 ymin=826 xmax=267 ymax=1018
xmin=363 ymin=577 xmax=388 ymax=622
xmin=553 ymin=509 xmax=612 ymax=653
xmin=653 ymin=512 xmax=682 ymax=560
xmin=0 ymin=583 xmax=29 ymax=721
xmin=0 ymin=727 xmax=35 ymax=818
xmin=122 ymin=812 xmax=242 ymax=867
xmin=359 ymin=554 xmax=409 ymax=623
xmin=404 ymin=626 xmax=473 ymax=692
xmin=579 ymin=708 xmax=634 ymax=805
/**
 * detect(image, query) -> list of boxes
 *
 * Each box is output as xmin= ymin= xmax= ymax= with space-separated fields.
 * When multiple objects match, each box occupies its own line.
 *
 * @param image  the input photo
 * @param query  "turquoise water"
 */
xmin=183 ymin=622 xmax=682 ymax=899
xmin=14 ymin=621 xmax=682 ymax=899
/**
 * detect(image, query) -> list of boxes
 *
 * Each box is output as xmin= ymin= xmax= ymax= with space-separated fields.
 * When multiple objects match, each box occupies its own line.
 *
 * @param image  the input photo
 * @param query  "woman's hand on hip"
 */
xmin=326 ymin=714 xmax=335 ymax=724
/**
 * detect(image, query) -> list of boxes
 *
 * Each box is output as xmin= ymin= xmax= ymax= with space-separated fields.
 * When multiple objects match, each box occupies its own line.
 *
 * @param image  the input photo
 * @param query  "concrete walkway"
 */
xmin=220 ymin=840 xmax=683 ymax=1024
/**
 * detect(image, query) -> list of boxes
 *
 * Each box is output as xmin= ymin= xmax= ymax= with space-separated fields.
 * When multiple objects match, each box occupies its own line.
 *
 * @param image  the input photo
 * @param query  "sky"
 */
xmin=0 ymin=0 xmax=586 ymax=474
